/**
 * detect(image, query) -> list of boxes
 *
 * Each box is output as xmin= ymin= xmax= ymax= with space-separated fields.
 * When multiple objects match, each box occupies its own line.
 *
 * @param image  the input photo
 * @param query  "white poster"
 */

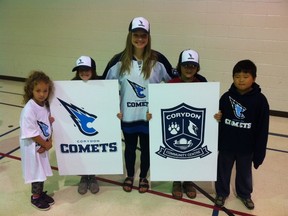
xmin=50 ymin=80 xmax=123 ymax=175
xmin=149 ymin=82 xmax=219 ymax=181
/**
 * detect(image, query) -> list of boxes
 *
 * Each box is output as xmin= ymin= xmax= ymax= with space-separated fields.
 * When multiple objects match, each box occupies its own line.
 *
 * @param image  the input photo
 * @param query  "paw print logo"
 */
xmin=168 ymin=122 xmax=180 ymax=135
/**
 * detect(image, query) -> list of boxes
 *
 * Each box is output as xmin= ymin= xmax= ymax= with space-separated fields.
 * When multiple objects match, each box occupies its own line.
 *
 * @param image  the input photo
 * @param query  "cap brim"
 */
xmin=72 ymin=66 xmax=91 ymax=72
xmin=131 ymin=28 xmax=149 ymax=34
xmin=181 ymin=61 xmax=199 ymax=67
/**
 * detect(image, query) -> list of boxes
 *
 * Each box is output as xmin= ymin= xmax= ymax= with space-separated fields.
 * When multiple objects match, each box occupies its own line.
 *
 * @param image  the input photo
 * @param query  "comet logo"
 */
xmin=57 ymin=98 xmax=98 ymax=136
xmin=37 ymin=121 xmax=50 ymax=137
xmin=127 ymin=79 xmax=146 ymax=98
xmin=229 ymin=96 xmax=246 ymax=119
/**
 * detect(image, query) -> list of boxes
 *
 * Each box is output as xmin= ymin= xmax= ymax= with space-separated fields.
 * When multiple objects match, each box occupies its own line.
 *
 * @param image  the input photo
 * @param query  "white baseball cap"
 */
xmin=129 ymin=17 xmax=150 ymax=34
xmin=72 ymin=56 xmax=96 ymax=72
xmin=180 ymin=49 xmax=199 ymax=66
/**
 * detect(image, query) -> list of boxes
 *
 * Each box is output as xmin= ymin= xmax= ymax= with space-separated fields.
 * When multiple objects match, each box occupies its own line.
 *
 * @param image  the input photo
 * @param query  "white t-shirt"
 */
xmin=19 ymin=99 xmax=53 ymax=184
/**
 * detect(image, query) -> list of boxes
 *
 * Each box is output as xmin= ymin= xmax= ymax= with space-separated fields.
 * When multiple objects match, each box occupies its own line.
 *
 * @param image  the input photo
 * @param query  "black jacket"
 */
xmin=218 ymin=82 xmax=269 ymax=169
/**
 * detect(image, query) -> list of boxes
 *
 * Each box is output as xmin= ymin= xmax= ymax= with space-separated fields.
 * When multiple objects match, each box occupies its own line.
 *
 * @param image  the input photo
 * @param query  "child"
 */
xmin=19 ymin=70 xmax=55 ymax=211
xmin=214 ymin=59 xmax=269 ymax=210
xmin=72 ymin=55 xmax=99 ymax=81
xmin=103 ymin=17 xmax=175 ymax=193
xmin=169 ymin=49 xmax=206 ymax=83
xmin=72 ymin=55 xmax=101 ymax=194
xmin=169 ymin=49 xmax=207 ymax=200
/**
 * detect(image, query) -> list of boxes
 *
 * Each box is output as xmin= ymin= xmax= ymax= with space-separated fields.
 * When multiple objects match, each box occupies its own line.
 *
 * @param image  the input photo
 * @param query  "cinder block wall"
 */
xmin=0 ymin=0 xmax=287 ymax=112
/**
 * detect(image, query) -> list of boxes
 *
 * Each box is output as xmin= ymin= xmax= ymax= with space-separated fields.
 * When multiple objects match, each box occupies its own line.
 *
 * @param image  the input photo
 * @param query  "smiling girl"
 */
xmin=103 ymin=17 xmax=176 ymax=193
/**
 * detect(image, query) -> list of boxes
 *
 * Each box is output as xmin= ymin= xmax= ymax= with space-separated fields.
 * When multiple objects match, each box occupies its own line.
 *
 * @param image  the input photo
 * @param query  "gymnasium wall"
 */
xmin=0 ymin=0 xmax=287 ymax=112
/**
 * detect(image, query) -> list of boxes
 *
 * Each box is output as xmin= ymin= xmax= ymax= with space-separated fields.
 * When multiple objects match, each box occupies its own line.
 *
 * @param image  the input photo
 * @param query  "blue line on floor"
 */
xmin=0 ymin=146 xmax=20 ymax=160
xmin=267 ymin=147 xmax=288 ymax=153
xmin=0 ymin=126 xmax=20 ymax=137
xmin=269 ymin=132 xmax=288 ymax=138
xmin=0 ymin=102 xmax=23 ymax=108
xmin=212 ymin=209 xmax=219 ymax=216
xmin=0 ymin=90 xmax=23 ymax=95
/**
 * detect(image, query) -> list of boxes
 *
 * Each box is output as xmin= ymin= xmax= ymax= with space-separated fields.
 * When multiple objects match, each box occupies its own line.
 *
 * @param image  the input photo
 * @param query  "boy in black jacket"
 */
xmin=214 ymin=59 xmax=269 ymax=210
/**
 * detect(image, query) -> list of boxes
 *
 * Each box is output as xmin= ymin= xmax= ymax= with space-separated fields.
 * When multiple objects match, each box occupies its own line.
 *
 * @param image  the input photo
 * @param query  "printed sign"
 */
xmin=157 ymin=103 xmax=211 ymax=160
xmin=149 ymin=82 xmax=219 ymax=181
xmin=50 ymin=80 xmax=123 ymax=175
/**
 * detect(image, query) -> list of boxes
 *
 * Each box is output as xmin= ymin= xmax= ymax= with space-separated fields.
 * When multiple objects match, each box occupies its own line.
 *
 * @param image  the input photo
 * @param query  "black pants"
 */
xmin=215 ymin=150 xmax=253 ymax=199
xmin=123 ymin=132 xmax=150 ymax=178
xmin=31 ymin=182 xmax=44 ymax=195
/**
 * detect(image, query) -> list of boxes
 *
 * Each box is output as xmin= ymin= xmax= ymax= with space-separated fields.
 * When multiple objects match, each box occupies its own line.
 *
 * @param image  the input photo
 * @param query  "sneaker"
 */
xmin=40 ymin=191 xmax=54 ymax=205
xmin=89 ymin=176 xmax=99 ymax=194
xmin=31 ymin=196 xmax=51 ymax=211
xmin=238 ymin=197 xmax=255 ymax=210
xmin=78 ymin=176 xmax=89 ymax=195
xmin=215 ymin=195 xmax=226 ymax=207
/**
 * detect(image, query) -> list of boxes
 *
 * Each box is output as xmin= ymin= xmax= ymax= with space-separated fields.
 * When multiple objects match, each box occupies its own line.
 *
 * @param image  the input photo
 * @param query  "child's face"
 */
xmin=132 ymin=30 xmax=148 ymax=50
xmin=180 ymin=64 xmax=198 ymax=82
xmin=78 ymin=69 xmax=93 ymax=80
xmin=33 ymin=81 xmax=50 ymax=106
xmin=233 ymin=71 xmax=255 ymax=94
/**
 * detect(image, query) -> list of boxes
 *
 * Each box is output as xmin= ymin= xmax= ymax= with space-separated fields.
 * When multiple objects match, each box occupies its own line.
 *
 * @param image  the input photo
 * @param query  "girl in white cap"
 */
xmin=169 ymin=49 xmax=207 ymax=200
xmin=103 ymin=17 xmax=176 ymax=193
xmin=71 ymin=56 xmax=101 ymax=195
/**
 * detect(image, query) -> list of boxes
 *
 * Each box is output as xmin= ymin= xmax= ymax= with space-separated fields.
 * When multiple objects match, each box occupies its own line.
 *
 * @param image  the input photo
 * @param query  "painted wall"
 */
xmin=0 ymin=0 xmax=287 ymax=112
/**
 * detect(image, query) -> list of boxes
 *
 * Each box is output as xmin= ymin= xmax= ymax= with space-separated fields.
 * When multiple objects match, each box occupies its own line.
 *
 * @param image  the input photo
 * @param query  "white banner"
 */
xmin=149 ymin=82 xmax=219 ymax=181
xmin=50 ymin=80 xmax=123 ymax=175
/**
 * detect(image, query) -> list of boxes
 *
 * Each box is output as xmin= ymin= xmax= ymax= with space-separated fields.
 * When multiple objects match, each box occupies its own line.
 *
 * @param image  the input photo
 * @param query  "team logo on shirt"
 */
xmin=229 ymin=96 xmax=246 ymax=119
xmin=57 ymin=98 xmax=98 ymax=136
xmin=127 ymin=79 xmax=146 ymax=98
xmin=37 ymin=121 xmax=50 ymax=137
xmin=224 ymin=96 xmax=251 ymax=129
xmin=156 ymin=103 xmax=211 ymax=159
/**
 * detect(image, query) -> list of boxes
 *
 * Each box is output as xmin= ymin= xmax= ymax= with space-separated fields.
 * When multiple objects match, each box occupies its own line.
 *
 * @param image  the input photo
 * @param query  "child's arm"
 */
xmin=37 ymin=147 xmax=46 ymax=153
xmin=253 ymin=98 xmax=270 ymax=169
xmin=37 ymin=114 xmax=54 ymax=153
xmin=32 ymin=136 xmax=52 ymax=151
xmin=49 ymin=116 xmax=55 ymax=124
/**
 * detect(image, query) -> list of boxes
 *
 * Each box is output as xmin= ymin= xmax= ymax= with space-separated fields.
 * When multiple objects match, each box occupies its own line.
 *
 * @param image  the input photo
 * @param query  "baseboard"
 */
xmin=0 ymin=75 xmax=26 ymax=82
xmin=270 ymin=110 xmax=288 ymax=118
